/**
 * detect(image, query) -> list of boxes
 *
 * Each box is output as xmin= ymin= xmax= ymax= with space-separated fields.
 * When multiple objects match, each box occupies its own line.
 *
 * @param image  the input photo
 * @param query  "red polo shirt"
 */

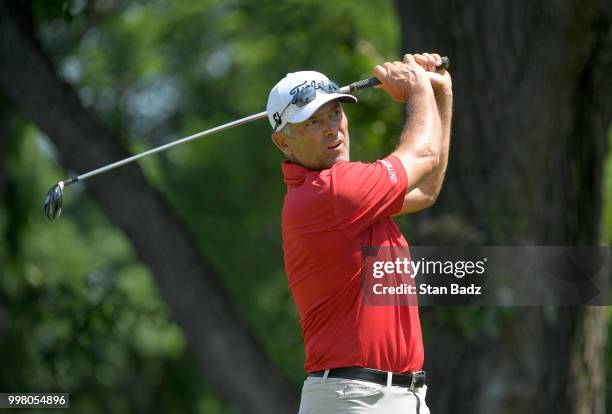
xmin=281 ymin=155 xmax=424 ymax=374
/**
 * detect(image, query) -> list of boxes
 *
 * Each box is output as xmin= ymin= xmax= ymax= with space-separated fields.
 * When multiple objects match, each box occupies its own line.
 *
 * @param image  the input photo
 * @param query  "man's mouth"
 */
xmin=327 ymin=141 xmax=342 ymax=150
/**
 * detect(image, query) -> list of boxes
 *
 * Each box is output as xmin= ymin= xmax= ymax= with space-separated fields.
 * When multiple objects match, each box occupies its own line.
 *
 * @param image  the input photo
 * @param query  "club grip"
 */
xmin=342 ymin=56 xmax=450 ymax=93
xmin=350 ymin=77 xmax=381 ymax=92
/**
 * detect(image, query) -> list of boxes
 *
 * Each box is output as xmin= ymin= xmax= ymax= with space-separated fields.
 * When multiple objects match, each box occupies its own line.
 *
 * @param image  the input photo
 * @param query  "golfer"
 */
xmin=267 ymin=53 xmax=452 ymax=413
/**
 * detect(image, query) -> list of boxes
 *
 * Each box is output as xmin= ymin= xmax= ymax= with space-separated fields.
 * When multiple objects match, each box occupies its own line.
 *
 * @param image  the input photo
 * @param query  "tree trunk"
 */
xmin=0 ymin=93 xmax=13 ymax=341
xmin=394 ymin=0 xmax=611 ymax=413
xmin=0 ymin=3 xmax=298 ymax=413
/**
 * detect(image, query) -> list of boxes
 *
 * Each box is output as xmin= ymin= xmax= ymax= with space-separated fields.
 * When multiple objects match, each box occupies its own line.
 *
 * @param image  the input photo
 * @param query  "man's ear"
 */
xmin=271 ymin=131 xmax=292 ymax=158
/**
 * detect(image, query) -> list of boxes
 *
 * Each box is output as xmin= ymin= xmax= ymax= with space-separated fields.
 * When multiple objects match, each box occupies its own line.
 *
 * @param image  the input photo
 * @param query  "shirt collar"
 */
xmin=282 ymin=160 xmax=312 ymax=186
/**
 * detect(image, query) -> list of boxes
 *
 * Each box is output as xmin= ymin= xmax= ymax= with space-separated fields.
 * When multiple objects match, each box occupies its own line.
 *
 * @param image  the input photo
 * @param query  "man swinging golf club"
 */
xmin=268 ymin=53 xmax=452 ymax=413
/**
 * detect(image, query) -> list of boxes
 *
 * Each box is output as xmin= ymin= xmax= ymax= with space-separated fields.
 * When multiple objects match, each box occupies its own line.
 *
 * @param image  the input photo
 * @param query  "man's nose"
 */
xmin=323 ymin=116 xmax=340 ymax=137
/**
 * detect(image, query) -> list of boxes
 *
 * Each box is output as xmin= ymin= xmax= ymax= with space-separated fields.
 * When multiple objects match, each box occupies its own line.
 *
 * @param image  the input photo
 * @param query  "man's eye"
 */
xmin=307 ymin=119 xmax=319 ymax=126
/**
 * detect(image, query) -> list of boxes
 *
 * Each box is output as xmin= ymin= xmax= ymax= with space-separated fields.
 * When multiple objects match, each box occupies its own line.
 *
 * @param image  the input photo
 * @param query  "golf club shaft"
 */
xmin=63 ymin=111 xmax=268 ymax=186
xmin=61 ymin=56 xmax=450 ymax=186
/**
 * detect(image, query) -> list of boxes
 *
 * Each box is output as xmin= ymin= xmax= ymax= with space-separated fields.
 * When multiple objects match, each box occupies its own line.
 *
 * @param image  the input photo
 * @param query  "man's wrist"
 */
xmin=407 ymin=82 xmax=437 ymax=104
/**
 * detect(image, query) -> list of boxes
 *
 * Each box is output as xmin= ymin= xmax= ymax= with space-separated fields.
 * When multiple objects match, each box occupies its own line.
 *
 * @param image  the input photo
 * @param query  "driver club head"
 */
xmin=44 ymin=181 xmax=64 ymax=221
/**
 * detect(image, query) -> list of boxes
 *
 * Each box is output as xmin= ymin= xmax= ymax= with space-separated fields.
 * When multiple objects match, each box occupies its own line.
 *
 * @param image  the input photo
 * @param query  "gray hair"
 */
xmin=282 ymin=123 xmax=292 ymax=137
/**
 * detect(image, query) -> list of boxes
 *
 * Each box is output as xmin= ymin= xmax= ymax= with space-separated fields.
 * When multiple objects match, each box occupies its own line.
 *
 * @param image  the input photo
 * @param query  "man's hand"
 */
xmin=373 ymin=55 xmax=432 ymax=103
xmin=410 ymin=53 xmax=452 ymax=97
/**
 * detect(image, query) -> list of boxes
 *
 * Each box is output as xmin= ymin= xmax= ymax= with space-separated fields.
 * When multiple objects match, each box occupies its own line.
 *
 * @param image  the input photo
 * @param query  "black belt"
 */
xmin=310 ymin=367 xmax=426 ymax=389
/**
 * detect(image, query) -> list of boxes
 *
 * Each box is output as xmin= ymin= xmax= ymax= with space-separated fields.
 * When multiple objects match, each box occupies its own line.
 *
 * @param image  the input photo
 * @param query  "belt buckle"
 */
xmin=409 ymin=370 xmax=424 ymax=391
xmin=409 ymin=373 xmax=417 ymax=391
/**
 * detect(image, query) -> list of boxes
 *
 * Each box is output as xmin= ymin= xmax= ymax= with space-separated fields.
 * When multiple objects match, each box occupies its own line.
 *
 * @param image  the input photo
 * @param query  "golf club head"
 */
xmin=44 ymin=181 xmax=64 ymax=221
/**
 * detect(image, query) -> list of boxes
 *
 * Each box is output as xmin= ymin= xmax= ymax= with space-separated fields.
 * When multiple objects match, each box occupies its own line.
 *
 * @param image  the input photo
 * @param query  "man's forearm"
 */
xmin=400 ymin=89 xmax=437 ymax=148
xmin=413 ymin=90 xmax=452 ymax=199
xmin=393 ymin=88 xmax=442 ymax=192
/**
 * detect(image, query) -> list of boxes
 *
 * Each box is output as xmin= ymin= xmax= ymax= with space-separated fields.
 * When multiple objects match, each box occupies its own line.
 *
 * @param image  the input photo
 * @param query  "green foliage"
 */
xmin=1 ymin=128 xmax=229 ymax=413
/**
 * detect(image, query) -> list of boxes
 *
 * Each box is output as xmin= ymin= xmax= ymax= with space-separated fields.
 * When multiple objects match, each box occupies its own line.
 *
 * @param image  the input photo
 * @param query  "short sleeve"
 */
xmin=331 ymin=155 xmax=408 ymax=237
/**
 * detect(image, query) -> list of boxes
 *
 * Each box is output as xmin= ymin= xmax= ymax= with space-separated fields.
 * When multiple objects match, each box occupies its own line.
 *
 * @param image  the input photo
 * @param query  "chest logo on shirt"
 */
xmin=380 ymin=160 xmax=398 ymax=184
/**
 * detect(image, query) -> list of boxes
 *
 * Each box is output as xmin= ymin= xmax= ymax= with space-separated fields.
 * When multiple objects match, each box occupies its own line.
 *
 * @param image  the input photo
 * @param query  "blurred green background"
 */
xmin=0 ymin=0 xmax=610 ymax=413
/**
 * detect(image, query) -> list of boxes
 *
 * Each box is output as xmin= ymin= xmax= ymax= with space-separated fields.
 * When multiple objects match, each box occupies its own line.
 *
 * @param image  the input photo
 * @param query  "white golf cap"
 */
xmin=267 ymin=71 xmax=357 ymax=131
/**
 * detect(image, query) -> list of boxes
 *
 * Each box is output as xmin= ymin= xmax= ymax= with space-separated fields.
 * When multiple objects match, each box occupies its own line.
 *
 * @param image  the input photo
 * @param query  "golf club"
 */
xmin=44 ymin=57 xmax=449 ymax=221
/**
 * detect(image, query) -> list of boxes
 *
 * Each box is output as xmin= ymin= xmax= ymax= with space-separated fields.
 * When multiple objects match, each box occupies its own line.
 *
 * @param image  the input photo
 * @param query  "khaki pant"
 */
xmin=298 ymin=372 xmax=430 ymax=414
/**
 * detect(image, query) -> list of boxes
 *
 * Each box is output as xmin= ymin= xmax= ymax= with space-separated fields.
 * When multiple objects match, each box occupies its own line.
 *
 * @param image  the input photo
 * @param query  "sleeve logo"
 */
xmin=380 ymin=159 xmax=398 ymax=184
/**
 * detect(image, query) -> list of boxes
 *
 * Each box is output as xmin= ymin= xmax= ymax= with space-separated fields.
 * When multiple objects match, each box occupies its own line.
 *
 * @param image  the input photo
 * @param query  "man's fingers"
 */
xmin=411 ymin=53 xmax=445 ymax=72
xmin=413 ymin=54 xmax=428 ymax=68
xmin=373 ymin=65 xmax=388 ymax=82
xmin=404 ymin=52 xmax=445 ymax=67
xmin=431 ymin=53 xmax=442 ymax=67
xmin=403 ymin=54 xmax=416 ymax=65
xmin=402 ymin=53 xmax=416 ymax=64
xmin=423 ymin=53 xmax=436 ymax=71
